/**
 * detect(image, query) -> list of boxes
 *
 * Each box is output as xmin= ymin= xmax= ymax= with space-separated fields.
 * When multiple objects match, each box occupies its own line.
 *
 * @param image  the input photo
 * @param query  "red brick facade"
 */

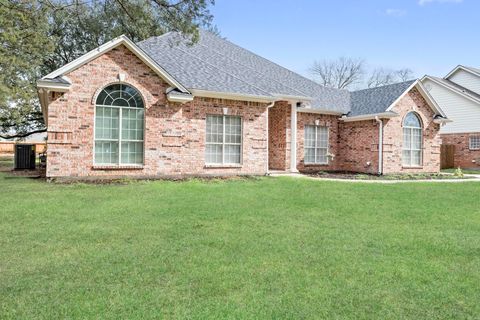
xmin=337 ymin=120 xmax=379 ymax=174
xmin=382 ymin=88 xmax=441 ymax=174
xmin=46 ymin=45 xmax=269 ymax=178
xmin=441 ymin=133 xmax=480 ymax=169
xmin=45 ymin=45 xmax=443 ymax=178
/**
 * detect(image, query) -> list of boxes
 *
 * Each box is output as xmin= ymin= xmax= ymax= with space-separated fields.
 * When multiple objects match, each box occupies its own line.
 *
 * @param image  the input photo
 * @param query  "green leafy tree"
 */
xmin=0 ymin=0 xmax=215 ymax=139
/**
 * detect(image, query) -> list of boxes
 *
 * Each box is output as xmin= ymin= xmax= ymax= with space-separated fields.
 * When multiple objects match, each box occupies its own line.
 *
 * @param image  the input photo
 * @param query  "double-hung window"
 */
xmin=304 ymin=125 xmax=329 ymax=164
xmin=206 ymin=115 xmax=242 ymax=165
xmin=94 ymin=84 xmax=144 ymax=165
xmin=402 ymin=112 xmax=423 ymax=167
xmin=469 ymin=136 xmax=480 ymax=150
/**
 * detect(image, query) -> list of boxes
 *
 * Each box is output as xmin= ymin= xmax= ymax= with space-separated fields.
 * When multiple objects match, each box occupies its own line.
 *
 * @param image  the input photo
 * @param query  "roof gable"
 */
xmin=41 ymin=35 xmax=189 ymax=93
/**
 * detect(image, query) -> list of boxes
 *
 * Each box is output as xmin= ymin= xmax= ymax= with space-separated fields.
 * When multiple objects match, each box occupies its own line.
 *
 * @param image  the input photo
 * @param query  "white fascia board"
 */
xmin=421 ymin=75 xmax=480 ymax=105
xmin=189 ymin=89 xmax=276 ymax=103
xmin=445 ymin=65 xmax=480 ymax=79
xmin=36 ymin=80 xmax=71 ymax=92
xmin=167 ymin=92 xmax=194 ymax=103
xmin=434 ymin=118 xmax=453 ymax=124
xmin=42 ymin=35 xmax=189 ymax=93
xmin=415 ymin=81 xmax=448 ymax=118
xmin=385 ymin=80 xmax=419 ymax=112
xmin=340 ymin=112 xmax=398 ymax=122
xmin=271 ymin=93 xmax=314 ymax=102
xmin=384 ymin=78 xmax=449 ymax=119
xmin=297 ymin=107 xmax=343 ymax=115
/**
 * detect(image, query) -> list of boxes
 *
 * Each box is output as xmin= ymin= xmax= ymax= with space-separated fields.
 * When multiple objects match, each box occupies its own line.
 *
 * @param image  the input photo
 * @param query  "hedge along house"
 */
xmin=37 ymin=30 xmax=450 ymax=179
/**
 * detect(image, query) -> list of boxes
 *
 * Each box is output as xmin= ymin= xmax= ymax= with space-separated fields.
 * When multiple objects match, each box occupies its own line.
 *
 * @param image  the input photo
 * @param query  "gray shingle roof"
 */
xmin=349 ymin=80 xmax=416 ymax=116
xmin=138 ymin=30 xmax=350 ymax=113
xmin=137 ymin=31 xmax=425 ymax=117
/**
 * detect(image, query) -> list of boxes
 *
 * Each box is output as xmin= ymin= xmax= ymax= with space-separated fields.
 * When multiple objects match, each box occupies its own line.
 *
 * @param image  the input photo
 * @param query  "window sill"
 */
xmin=304 ymin=163 xmax=329 ymax=166
xmin=92 ymin=165 xmax=144 ymax=170
xmin=402 ymin=166 xmax=423 ymax=169
xmin=204 ymin=164 xmax=242 ymax=169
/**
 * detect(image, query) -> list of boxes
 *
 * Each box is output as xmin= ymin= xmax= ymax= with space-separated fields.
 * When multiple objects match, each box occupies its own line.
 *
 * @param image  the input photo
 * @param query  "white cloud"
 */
xmin=385 ymin=8 xmax=407 ymax=17
xmin=418 ymin=0 xmax=463 ymax=5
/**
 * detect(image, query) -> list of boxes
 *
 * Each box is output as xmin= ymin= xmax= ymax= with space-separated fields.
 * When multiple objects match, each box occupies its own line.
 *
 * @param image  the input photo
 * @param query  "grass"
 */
xmin=1 ymin=173 xmax=480 ymax=319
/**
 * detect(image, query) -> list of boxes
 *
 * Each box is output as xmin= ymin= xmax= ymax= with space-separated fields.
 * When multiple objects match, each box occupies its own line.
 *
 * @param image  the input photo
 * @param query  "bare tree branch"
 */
xmin=310 ymin=57 xmax=365 ymax=89
xmin=0 ymin=129 xmax=47 ymax=140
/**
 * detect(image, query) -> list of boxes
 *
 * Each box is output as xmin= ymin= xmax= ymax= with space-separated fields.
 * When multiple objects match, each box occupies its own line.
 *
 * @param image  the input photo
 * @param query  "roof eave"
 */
xmin=189 ymin=89 xmax=276 ymax=103
xmin=339 ymin=112 xmax=399 ymax=122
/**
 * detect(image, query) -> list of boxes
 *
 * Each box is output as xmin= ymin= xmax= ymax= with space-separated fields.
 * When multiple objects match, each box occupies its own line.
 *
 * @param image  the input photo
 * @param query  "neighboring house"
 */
xmin=422 ymin=66 xmax=480 ymax=169
xmin=36 ymin=31 xmax=449 ymax=179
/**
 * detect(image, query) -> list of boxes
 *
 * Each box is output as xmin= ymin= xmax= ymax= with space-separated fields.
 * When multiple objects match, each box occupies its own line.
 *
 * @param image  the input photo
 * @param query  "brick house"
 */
xmin=422 ymin=66 xmax=480 ymax=169
xmin=37 ymin=31 xmax=450 ymax=179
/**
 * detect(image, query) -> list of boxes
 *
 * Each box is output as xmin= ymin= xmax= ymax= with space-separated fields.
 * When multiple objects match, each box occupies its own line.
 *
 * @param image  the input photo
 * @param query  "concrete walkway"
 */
xmin=268 ymin=172 xmax=480 ymax=184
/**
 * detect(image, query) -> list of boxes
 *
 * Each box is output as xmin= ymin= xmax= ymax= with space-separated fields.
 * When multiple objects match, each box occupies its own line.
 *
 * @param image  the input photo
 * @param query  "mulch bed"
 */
xmin=305 ymin=171 xmax=472 ymax=180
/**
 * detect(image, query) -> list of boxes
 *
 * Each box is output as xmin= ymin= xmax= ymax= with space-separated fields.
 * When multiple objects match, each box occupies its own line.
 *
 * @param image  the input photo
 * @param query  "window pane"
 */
xmin=224 ymin=144 xmax=241 ymax=164
xmin=317 ymin=126 xmax=328 ymax=148
xmin=412 ymin=150 xmax=421 ymax=166
xmin=95 ymin=141 xmax=119 ymax=164
xmin=402 ymin=150 xmax=411 ymax=166
xmin=95 ymin=106 xmax=119 ymax=140
xmin=470 ymin=136 xmax=480 ymax=150
xmin=305 ymin=126 xmax=316 ymax=148
xmin=412 ymin=129 xmax=422 ymax=149
xmin=225 ymin=116 xmax=241 ymax=144
xmin=403 ymin=128 xmax=411 ymax=149
xmin=206 ymin=144 xmax=223 ymax=164
xmin=206 ymin=115 xmax=223 ymax=143
xmin=404 ymin=112 xmax=421 ymax=128
xmin=316 ymin=148 xmax=327 ymax=164
xmin=121 ymin=142 xmax=143 ymax=165
xmin=305 ymin=126 xmax=328 ymax=164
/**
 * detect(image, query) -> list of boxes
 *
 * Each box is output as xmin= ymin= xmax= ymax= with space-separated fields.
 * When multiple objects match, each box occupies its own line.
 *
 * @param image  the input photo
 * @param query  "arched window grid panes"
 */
xmin=402 ymin=112 xmax=423 ymax=167
xmin=94 ymin=84 xmax=145 ymax=166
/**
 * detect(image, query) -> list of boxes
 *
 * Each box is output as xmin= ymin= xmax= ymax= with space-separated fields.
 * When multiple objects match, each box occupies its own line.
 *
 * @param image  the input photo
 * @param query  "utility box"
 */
xmin=14 ymin=144 xmax=36 ymax=170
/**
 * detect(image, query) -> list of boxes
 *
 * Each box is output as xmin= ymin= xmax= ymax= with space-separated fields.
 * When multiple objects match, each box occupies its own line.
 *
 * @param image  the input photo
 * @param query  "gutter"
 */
xmin=339 ymin=112 xmax=398 ymax=122
xmin=265 ymin=101 xmax=276 ymax=175
xmin=375 ymin=116 xmax=383 ymax=175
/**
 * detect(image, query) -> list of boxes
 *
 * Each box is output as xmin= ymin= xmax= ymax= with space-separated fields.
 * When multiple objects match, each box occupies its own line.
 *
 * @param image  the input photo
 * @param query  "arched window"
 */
xmin=402 ymin=112 xmax=422 ymax=167
xmin=94 ymin=84 xmax=144 ymax=165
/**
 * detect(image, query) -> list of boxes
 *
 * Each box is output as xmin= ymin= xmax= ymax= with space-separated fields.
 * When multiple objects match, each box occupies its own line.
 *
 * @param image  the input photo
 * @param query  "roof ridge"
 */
xmin=199 ymin=30 xmax=348 ymax=94
xmin=352 ymin=80 xmax=416 ymax=93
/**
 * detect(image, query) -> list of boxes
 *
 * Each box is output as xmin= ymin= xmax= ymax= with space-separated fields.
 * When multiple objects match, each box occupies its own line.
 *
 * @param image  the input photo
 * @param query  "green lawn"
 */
xmin=1 ymin=173 xmax=480 ymax=319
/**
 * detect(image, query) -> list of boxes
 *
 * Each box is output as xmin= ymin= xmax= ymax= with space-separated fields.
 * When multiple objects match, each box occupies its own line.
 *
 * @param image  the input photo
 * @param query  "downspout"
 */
xmin=375 ymin=116 xmax=383 ymax=175
xmin=265 ymin=101 xmax=276 ymax=175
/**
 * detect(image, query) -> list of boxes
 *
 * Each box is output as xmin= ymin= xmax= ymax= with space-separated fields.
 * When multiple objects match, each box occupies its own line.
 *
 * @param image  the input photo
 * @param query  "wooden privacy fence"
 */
xmin=0 ymin=142 xmax=46 ymax=155
xmin=440 ymin=144 xmax=455 ymax=169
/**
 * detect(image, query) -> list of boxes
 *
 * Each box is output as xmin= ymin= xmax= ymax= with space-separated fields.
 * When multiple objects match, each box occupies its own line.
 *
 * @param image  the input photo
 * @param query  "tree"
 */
xmin=310 ymin=57 xmax=365 ymax=89
xmin=0 ymin=0 xmax=215 ymax=139
xmin=0 ymin=0 xmax=53 ymax=140
xmin=310 ymin=57 xmax=415 ymax=90
xmin=366 ymin=67 xmax=414 ymax=88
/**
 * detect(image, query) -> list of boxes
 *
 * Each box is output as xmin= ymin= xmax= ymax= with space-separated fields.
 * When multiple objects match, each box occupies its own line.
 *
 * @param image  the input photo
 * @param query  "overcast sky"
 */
xmin=210 ymin=0 xmax=478 ymax=79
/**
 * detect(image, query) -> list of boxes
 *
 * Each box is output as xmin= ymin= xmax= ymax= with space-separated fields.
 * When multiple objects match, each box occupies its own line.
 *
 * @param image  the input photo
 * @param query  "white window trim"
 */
xmin=469 ymin=136 xmax=480 ymax=150
xmin=205 ymin=114 xmax=243 ymax=166
xmin=304 ymin=125 xmax=329 ymax=165
xmin=93 ymin=91 xmax=145 ymax=167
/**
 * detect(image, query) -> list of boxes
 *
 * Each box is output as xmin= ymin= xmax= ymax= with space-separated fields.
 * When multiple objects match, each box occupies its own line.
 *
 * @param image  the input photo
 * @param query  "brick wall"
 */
xmin=268 ymin=102 xmax=289 ymax=170
xmin=296 ymin=113 xmax=339 ymax=172
xmin=441 ymin=133 xmax=480 ymax=169
xmin=46 ymin=45 xmax=268 ymax=178
xmin=382 ymin=88 xmax=441 ymax=174
xmin=337 ymin=120 xmax=379 ymax=174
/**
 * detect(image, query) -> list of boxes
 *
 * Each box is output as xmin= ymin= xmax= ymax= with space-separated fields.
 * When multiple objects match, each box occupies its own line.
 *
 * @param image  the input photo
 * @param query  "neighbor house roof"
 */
xmin=349 ymin=80 xmax=416 ymax=116
xmin=138 ymin=30 xmax=351 ymax=113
